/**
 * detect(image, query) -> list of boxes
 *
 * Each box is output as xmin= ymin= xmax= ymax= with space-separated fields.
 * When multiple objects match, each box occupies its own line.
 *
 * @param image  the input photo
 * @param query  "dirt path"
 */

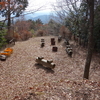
xmin=0 ymin=36 xmax=100 ymax=100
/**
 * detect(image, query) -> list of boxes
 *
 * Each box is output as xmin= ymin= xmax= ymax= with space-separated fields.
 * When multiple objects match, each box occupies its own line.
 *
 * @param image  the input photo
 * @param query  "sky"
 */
xmin=0 ymin=0 xmax=57 ymax=21
xmin=25 ymin=0 xmax=57 ymax=13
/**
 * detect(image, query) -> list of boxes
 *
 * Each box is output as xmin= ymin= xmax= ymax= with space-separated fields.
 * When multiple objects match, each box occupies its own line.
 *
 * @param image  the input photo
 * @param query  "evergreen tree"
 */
xmin=0 ymin=21 xmax=7 ymax=48
xmin=36 ymin=19 xmax=43 ymax=25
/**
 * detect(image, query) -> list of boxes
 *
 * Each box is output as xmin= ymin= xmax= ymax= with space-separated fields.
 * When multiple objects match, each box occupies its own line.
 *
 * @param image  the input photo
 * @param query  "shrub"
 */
xmin=35 ymin=30 xmax=44 ymax=36
xmin=0 ymin=22 xmax=7 ymax=48
xmin=20 ymin=30 xmax=32 ymax=41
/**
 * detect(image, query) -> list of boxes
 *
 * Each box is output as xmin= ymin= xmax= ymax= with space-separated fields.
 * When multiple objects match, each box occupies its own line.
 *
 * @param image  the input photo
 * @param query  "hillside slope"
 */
xmin=0 ymin=36 xmax=100 ymax=100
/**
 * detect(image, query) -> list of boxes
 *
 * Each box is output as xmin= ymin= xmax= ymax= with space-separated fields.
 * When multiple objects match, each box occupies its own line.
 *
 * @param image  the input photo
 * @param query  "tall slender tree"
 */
xmin=83 ymin=0 xmax=94 ymax=79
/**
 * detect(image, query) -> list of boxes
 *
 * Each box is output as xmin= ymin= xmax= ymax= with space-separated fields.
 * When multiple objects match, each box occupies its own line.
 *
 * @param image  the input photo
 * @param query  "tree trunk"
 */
xmin=7 ymin=0 xmax=11 ymax=36
xmin=83 ymin=0 xmax=94 ymax=79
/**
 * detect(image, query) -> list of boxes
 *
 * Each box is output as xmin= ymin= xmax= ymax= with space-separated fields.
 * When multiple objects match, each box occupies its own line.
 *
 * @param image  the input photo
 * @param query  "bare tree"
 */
xmin=52 ymin=0 xmax=81 ymax=24
xmin=53 ymin=0 xmax=95 ymax=79
xmin=83 ymin=0 xmax=94 ymax=79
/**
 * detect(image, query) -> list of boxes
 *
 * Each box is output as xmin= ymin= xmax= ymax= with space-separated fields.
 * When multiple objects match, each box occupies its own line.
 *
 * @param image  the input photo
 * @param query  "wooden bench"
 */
xmin=35 ymin=57 xmax=55 ymax=69
xmin=66 ymin=46 xmax=73 ymax=57
xmin=64 ymin=40 xmax=69 ymax=45
xmin=6 ymin=38 xmax=15 ymax=45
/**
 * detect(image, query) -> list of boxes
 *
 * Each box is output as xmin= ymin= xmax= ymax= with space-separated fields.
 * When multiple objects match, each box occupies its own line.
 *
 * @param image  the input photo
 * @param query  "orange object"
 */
xmin=0 ymin=48 xmax=13 ymax=57
xmin=4 ymin=48 xmax=13 ymax=54
xmin=6 ymin=48 xmax=13 ymax=51
xmin=0 ymin=52 xmax=11 ymax=56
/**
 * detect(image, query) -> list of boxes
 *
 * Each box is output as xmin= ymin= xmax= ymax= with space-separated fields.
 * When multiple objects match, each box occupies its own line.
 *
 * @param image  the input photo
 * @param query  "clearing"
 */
xmin=0 ymin=36 xmax=100 ymax=100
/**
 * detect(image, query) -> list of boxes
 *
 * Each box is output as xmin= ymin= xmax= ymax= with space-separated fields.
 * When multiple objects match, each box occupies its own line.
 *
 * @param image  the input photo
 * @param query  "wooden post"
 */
xmin=52 ymin=47 xmax=58 ymax=52
xmin=41 ymin=39 xmax=45 ymax=48
xmin=51 ymin=38 xmax=55 ymax=45
xmin=41 ymin=39 xmax=44 ymax=42
xmin=58 ymin=36 xmax=62 ymax=42
xmin=51 ymin=38 xmax=55 ymax=42
xmin=41 ymin=42 xmax=45 ymax=48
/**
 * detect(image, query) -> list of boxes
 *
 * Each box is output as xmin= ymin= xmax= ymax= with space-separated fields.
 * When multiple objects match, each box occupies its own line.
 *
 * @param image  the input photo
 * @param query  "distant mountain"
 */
xmin=23 ymin=11 xmax=59 ymax=24
xmin=25 ymin=14 xmax=53 ymax=24
xmin=13 ymin=11 xmax=60 ymax=24
xmin=32 ymin=15 xmax=52 ymax=24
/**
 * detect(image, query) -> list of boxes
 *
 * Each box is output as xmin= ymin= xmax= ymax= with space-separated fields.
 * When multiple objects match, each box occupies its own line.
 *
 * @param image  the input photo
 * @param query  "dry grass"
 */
xmin=0 ymin=36 xmax=100 ymax=100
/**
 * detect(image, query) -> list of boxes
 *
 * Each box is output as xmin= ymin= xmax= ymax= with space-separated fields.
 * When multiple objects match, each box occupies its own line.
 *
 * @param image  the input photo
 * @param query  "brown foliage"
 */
xmin=60 ymin=26 xmax=72 ymax=39
xmin=13 ymin=32 xmax=21 ymax=41
xmin=20 ymin=30 xmax=32 ymax=41
xmin=14 ymin=20 xmax=32 ymax=40
xmin=35 ymin=30 xmax=44 ymax=36
xmin=0 ymin=1 xmax=7 ymax=10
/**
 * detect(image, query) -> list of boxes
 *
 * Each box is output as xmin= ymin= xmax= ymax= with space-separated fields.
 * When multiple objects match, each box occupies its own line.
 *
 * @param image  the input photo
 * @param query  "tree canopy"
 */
xmin=0 ymin=0 xmax=28 ymax=17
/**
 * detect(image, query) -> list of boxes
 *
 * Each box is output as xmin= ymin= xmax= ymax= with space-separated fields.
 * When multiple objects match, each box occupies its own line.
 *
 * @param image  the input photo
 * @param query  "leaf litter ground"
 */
xmin=0 ymin=36 xmax=100 ymax=100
